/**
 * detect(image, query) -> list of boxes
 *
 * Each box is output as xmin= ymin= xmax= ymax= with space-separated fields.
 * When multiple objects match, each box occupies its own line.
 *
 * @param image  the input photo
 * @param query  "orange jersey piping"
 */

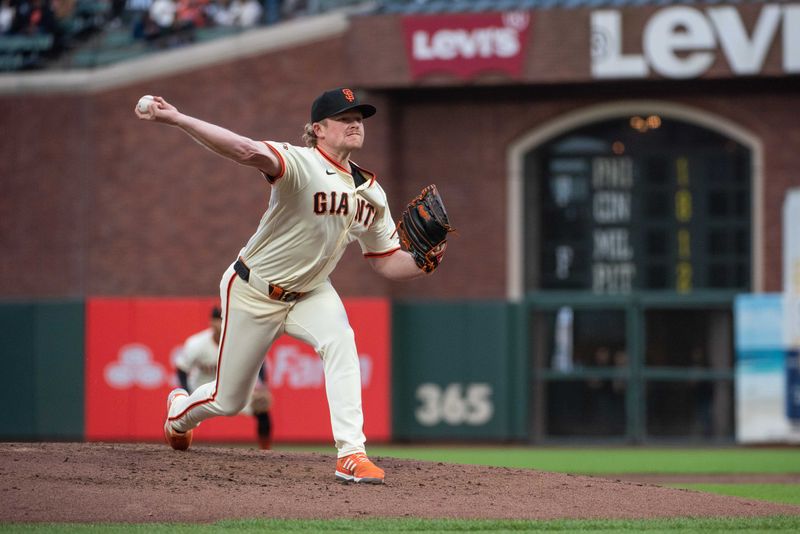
xmin=364 ymin=246 xmax=401 ymax=258
xmin=316 ymin=146 xmax=377 ymax=187
xmin=261 ymin=141 xmax=286 ymax=183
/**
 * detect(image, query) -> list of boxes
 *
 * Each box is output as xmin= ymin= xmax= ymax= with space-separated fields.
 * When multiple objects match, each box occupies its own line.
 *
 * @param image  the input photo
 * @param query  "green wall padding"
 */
xmin=34 ymin=302 xmax=85 ymax=438
xmin=392 ymin=301 xmax=525 ymax=440
xmin=0 ymin=301 xmax=84 ymax=439
xmin=0 ymin=303 xmax=37 ymax=437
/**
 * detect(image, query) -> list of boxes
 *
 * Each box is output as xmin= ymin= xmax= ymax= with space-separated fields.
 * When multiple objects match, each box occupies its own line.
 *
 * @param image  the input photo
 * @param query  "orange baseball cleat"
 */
xmin=335 ymin=452 xmax=385 ymax=484
xmin=163 ymin=388 xmax=192 ymax=451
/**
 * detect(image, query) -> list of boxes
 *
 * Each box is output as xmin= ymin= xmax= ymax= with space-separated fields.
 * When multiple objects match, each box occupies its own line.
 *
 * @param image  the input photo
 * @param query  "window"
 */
xmin=529 ymin=117 xmax=751 ymax=294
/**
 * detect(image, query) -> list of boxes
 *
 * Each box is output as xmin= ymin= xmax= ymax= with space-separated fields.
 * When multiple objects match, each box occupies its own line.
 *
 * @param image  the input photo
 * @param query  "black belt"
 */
xmin=233 ymin=258 xmax=305 ymax=302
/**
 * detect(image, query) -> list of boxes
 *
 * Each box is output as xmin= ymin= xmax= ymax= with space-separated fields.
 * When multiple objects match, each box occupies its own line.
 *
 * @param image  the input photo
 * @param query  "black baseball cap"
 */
xmin=311 ymin=87 xmax=376 ymax=123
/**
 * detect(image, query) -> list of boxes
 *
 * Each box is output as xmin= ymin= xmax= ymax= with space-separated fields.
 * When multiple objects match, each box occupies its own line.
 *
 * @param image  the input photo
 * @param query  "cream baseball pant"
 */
xmin=167 ymin=264 xmax=367 ymax=457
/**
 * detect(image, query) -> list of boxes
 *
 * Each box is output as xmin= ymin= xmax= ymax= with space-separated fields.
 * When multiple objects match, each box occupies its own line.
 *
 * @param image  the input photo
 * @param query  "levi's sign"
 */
xmin=402 ymin=12 xmax=532 ymax=80
xmin=591 ymin=4 xmax=800 ymax=79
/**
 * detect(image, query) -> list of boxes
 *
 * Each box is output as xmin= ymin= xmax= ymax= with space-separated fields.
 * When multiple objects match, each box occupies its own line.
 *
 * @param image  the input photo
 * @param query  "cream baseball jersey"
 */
xmin=174 ymin=328 xmax=218 ymax=393
xmin=238 ymin=142 xmax=400 ymax=292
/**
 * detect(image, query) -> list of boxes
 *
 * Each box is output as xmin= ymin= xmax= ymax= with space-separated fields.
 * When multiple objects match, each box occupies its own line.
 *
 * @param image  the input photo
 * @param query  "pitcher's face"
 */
xmin=315 ymin=111 xmax=365 ymax=152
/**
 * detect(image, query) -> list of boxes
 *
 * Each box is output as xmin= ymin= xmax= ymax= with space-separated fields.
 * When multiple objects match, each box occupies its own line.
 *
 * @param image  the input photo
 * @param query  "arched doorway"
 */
xmin=508 ymin=103 xmax=760 ymax=443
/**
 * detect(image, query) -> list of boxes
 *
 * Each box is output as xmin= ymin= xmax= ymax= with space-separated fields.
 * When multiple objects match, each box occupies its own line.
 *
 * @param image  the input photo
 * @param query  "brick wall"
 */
xmin=2 ymin=26 xmax=799 ymax=299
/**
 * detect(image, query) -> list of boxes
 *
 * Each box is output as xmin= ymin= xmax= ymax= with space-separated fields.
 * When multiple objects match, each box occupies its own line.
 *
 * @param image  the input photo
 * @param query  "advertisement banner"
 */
xmin=85 ymin=298 xmax=391 ymax=443
xmin=734 ymin=294 xmax=800 ymax=443
xmin=783 ymin=190 xmax=800 ymax=427
xmin=402 ymin=12 xmax=532 ymax=80
xmin=591 ymin=5 xmax=800 ymax=80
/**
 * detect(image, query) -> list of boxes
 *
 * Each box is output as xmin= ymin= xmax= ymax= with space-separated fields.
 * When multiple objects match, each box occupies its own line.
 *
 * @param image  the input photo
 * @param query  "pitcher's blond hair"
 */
xmin=302 ymin=123 xmax=318 ymax=148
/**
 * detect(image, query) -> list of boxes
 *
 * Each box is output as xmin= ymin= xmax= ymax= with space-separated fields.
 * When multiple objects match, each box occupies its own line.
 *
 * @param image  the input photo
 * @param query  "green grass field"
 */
xmin=668 ymin=484 xmax=800 ymax=505
xmin=3 ymin=446 xmax=799 ymax=533
xmin=332 ymin=445 xmax=800 ymax=474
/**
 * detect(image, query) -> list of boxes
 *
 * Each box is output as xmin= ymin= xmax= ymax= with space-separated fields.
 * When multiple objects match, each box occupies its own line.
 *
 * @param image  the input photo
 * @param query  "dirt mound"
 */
xmin=2 ymin=442 xmax=798 ymax=523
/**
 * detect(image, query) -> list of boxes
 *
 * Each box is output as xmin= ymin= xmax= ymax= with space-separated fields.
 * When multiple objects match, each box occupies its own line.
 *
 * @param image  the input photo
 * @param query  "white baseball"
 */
xmin=137 ymin=95 xmax=155 ymax=113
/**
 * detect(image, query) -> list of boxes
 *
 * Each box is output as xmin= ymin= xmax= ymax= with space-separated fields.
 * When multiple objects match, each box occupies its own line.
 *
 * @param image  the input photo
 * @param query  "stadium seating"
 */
xmin=0 ymin=34 xmax=54 ymax=71
xmin=0 ymin=0 xmax=749 ymax=72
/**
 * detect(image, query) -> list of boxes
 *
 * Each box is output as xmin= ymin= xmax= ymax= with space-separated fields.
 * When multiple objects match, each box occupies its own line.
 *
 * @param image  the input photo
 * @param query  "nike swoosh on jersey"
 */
xmin=326 ymin=169 xmax=336 ymax=175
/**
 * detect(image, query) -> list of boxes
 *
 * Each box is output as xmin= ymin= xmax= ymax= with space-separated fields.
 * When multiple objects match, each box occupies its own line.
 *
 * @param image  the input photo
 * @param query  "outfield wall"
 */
xmin=0 ymin=298 xmax=524 ymax=443
xmin=3 ymin=296 xmax=763 ymax=445
xmin=0 ymin=301 xmax=85 ymax=440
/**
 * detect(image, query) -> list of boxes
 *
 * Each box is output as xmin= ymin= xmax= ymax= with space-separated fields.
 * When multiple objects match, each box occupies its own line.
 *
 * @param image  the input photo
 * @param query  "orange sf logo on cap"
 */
xmin=342 ymin=89 xmax=355 ymax=102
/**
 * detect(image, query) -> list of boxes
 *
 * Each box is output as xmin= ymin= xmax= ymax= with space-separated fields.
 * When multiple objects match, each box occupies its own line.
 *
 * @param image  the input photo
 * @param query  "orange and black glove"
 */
xmin=397 ymin=184 xmax=455 ymax=273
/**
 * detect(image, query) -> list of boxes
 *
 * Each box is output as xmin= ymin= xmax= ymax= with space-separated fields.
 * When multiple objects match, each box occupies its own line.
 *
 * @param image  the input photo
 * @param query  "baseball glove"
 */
xmin=397 ymin=184 xmax=455 ymax=273
xmin=249 ymin=386 xmax=272 ymax=414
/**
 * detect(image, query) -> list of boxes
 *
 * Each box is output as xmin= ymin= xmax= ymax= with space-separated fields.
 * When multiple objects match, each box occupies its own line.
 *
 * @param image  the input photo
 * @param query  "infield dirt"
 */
xmin=2 ymin=442 xmax=799 ymax=523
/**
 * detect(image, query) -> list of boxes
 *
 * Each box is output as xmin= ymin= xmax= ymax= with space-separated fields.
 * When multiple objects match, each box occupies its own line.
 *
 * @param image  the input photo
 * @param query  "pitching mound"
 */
xmin=2 ymin=442 xmax=799 ymax=523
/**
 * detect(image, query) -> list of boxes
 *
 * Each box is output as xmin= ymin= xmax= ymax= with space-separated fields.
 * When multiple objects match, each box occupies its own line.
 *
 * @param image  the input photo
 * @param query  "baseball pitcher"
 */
xmin=136 ymin=87 xmax=453 ymax=484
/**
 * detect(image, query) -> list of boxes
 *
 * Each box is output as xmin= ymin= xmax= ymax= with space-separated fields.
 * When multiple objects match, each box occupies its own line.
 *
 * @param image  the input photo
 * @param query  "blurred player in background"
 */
xmin=174 ymin=306 xmax=273 ymax=450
